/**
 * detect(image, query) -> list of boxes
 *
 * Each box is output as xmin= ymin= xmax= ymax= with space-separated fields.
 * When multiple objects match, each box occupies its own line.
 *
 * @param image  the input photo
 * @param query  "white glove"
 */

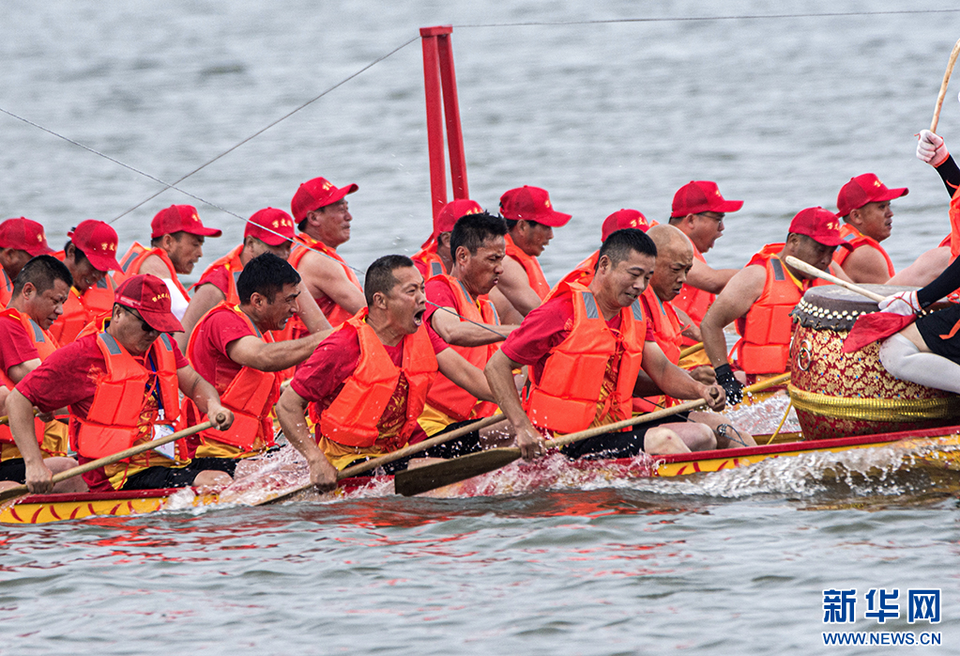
xmin=878 ymin=290 xmax=920 ymax=316
xmin=917 ymin=130 xmax=949 ymax=167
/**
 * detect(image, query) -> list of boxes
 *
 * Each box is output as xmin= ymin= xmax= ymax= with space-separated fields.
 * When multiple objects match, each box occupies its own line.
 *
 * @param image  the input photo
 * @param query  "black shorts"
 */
xmin=0 ymin=458 xmax=26 ymax=484
xmin=916 ymin=304 xmax=960 ymax=363
xmin=188 ymin=457 xmax=239 ymax=477
xmin=342 ymin=421 xmax=484 ymax=476
xmin=121 ymin=461 xmax=214 ymax=491
xmin=560 ymin=411 xmax=691 ymax=461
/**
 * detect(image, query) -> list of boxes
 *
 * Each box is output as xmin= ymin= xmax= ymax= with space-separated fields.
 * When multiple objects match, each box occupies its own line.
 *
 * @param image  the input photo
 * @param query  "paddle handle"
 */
xmin=679 ymin=342 xmax=704 ymax=359
xmin=784 ymin=256 xmax=885 ymax=303
xmin=931 ymin=37 xmax=960 ymax=133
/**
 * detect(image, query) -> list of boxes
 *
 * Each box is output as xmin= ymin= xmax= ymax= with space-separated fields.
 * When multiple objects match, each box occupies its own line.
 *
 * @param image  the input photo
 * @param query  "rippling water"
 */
xmin=2 ymin=1 xmax=960 ymax=653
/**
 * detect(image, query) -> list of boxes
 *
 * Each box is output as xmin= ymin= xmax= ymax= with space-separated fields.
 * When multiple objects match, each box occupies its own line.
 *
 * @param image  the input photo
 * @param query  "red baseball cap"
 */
xmin=291 ymin=177 xmax=359 ymax=225
xmin=151 ymin=205 xmax=222 ymax=239
xmin=0 ymin=217 xmax=54 ymax=256
xmin=670 ymin=181 xmax=744 ymax=218
xmin=499 ymin=186 xmax=571 ymax=227
xmin=601 ymin=209 xmax=652 ymax=242
xmin=245 ymin=208 xmax=296 ymax=246
xmin=836 ymin=173 xmax=908 ymax=217
xmin=114 ymin=274 xmax=184 ymax=333
xmin=68 ymin=220 xmax=121 ymax=272
xmin=788 ymin=207 xmax=847 ymax=247
xmin=435 ymin=199 xmax=483 ymax=235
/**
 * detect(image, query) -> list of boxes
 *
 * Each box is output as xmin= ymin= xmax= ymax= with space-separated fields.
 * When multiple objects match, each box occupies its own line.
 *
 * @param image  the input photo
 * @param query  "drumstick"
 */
xmin=931 ymin=37 xmax=960 ymax=133
xmin=783 ymin=256 xmax=884 ymax=303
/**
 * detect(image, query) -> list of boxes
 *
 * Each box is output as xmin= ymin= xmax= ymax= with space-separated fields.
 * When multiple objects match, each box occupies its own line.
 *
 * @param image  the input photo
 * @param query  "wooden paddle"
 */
xmin=0 ymin=415 xmax=223 ymax=504
xmin=679 ymin=342 xmax=704 ymax=359
xmin=394 ymin=373 xmax=792 ymax=497
xmin=252 ymin=413 xmax=508 ymax=506
xmin=784 ymin=256 xmax=885 ymax=303
xmin=931 ymin=37 xmax=960 ymax=133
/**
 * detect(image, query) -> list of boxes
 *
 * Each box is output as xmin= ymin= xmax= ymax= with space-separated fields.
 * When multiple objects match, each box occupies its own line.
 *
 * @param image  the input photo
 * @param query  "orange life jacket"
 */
xmin=194 ymin=244 xmax=244 ymax=306
xmin=424 ymin=274 xmax=500 ymax=422
xmin=505 ymin=233 xmax=550 ymax=300
xmin=48 ymin=250 xmax=116 ymax=345
xmin=832 ymin=224 xmax=895 ymax=278
xmin=0 ymin=269 xmax=13 ymax=308
xmin=671 ymin=244 xmax=714 ymax=348
xmin=412 ymin=241 xmax=447 ymax=281
xmin=315 ymin=311 xmax=438 ymax=449
xmin=524 ymin=282 xmax=646 ymax=434
xmin=633 ymin=286 xmax=683 ymax=413
xmin=548 ymin=252 xmax=598 ymax=299
xmin=734 ymin=244 xmax=821 ymax=375
xmin=185 ymin=302 xmax=280 ymax=452
xmin=73 ymin=332 xmax=181 ymax=459
xmin=288 ymin=232 xmax=363 ymax=327
xmin=0 ymin=308 xmax=58 ymax=447
xmin=114 ymin=242 xmax=191 ymax=302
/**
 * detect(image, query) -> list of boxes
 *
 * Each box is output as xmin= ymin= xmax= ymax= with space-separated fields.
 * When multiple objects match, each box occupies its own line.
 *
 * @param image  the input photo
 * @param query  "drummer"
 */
xmin=701 ymin=207 xmax=851 ymax=404
xmin=831 ymin=174 xmax=907 ymax=284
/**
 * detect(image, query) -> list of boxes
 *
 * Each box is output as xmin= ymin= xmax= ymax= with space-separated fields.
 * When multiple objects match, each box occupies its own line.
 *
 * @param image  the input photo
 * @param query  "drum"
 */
xmin=788 ymin=284 xmax=960 ymax=441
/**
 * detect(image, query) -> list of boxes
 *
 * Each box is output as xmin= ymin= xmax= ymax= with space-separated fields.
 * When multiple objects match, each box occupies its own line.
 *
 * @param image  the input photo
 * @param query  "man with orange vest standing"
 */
xmin=49 ymin=220 xmax=121 ymax=345
xmin=421 ymin=212 xmax=519 ymax=437
xmin=493 ymin=186 xmax=571 ymax=322
xmin=701 ymin=207 xmax=849 ymax=404
xmin=412 ymin=198 xmax=483 ymax=281
xmin=0 ymin=217 xmax=55 ymax=307
xmin=178 ymin=208 xmax=328 ymax=351
xmin=0 ymin=256 xmax=85 ymax=493
xmin=8 ymin=274 xmax=235 ymax=494
xmin=288 ymin=176 xmax=367 ymax=327
xmin=485 ymin=229 xmax=726 ymax=461
xmin=114 ymin=204 xmax=223 ymax=320
xmin=184 ymin=253 xmax=330 ymax=475
xmin=277 ymin=255 xmax=496 ymax=492
xmin=831 ymin=174 xmax=907 ymax=284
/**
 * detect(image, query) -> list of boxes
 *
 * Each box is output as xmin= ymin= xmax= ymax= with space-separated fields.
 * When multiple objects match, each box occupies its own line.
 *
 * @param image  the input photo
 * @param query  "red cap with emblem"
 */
xmin=836 ymin=173 xmax=908 ymax=217
xmin=788 ymin=207 xmax=847 ymax=247
xmin=245 ymin=208 xmax=296 ymax=246
xmin=601 ymin=209 xmax=651 ymax=242
xmin=114 ymin=274 xmax=184 ymax=333
xmin=671 ymin=181 xmax=743 ymax=218
xmin=67 ymin=220 xmax=121 ymax=272
xmin=151 ymin=205 xmax=222 ymax=239
xmin=499 ymin=186 xmax=571 ymax=228
xmin=0 ymin=217 xmax=54 ymax=256
xmin=291 ymin=177 xmax=359 ymax=226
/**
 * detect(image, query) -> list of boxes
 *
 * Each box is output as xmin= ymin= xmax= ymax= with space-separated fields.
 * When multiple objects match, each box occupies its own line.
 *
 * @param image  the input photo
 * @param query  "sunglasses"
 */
xmin=122 ymin=305 xmax=159 ymax=334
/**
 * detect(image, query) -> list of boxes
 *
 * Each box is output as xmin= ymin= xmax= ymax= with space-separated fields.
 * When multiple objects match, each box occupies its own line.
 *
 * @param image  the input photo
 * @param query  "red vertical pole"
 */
xmin=420 ymin=26 xmax=451 ymax=222
xmin=436 ymin=34 xmax=469 ymax=200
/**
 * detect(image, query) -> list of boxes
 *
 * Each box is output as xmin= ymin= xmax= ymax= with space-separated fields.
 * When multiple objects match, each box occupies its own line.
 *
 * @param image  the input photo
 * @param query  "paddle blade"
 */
xmin=394 ymin=447 xmax=522 ymax=497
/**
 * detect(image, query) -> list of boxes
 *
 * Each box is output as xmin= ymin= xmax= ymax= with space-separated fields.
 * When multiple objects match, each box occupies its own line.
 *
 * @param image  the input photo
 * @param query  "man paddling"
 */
xmin=7 ymin=274 xmax=234 ymax=493
xmin=184 ymin=253 xmax=330 ymax=475
xmin=701 ymin=207 xmax=848 ymax=404
xmin=178 ymin=208 xmax=328 ymax=351
xmin=412 ymin=198 xmax=483 ymax=280
xmin=831 ymin=174 xmax=907 ymax=284
xmin=276 ymin=255 xmax=496 ymax=492
xmin=0 ymin=218 xmax=54 ymax=306
xmin=49 ymin=220 xmax=121 ymax=345
xmin=492 ymin=186 xmax=571 ymax=322
xmin=0 ymin=256 xmax=84 ymax=493
xmin=114 ymin=204 xmax=223 ymax=320
xmin=485 ymin=229 xmax=726 ymax=461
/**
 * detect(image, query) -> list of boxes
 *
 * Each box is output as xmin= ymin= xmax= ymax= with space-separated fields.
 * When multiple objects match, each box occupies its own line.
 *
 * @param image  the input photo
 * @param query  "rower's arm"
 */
xmin=674 ymin=307 xmax=702 ymax=341
xmin=294 ymin=282 xmax=332 ymax=333
xmin=429 ymin=305 xmax=514 ymax=346
xmin=436 ymin=348 xmax=496 ymax=402
xmin=495 ymin=257 xmax=543 ymax=316
xmin=276 ymin=385 xmax=338 ymax=491
xmin=701 ymin=265 xmax=765 ymax=368
xmin=298 ymin=251 xmax=366 ymax=317
xmin=176 ymin=283 xmax=225 ymax=351
xmin=177 ymin=365 xmax=233 ymax=431
xmin=685 ymin=258 xmax=738 ymax=295
xmin=484 ymin=350 xmax=540 ymax=460
xmin=7 ymin=389 xmax=52 ymax=494
xmin=226 ymin=331 xmax=329 ymax=372
xmin=136 ymin=253 xmax=173 ymax=279
xmin=837 ymin=247 xmax=890 ymax=284
xmin=639 ymin=341 xmax=725 ymax=412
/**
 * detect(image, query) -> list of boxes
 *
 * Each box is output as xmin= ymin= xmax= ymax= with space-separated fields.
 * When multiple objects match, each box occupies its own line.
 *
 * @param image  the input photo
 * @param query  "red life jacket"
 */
xmin=114 ymin=242 xmax=191 ymax=303
xmin=315 ymin=311 xmax=438 ymax=449
xmin=185 ymin=302 xmax=280 ymax=453
xmin=49 ymin=251 xmax=116 ymax=345
xmin=505 ymin=233 xmax=550 ymax=300
xmin=671 ymin=243 xmax=714 ymax=348
xmin=194 ymin=244 xmax=244 ymax=306
xmin=524 ymin=282 xmax=646 ymax=434
xmin=412 ymin=240 xmax=447 ymax=281
xmin=287 ymin=233 xmax=363 ymax=327
xmin=424 ymin=274 xmax=500 ymax=422
xmin=832 ymin=224 xmax=895 ymax=278
xmin=73 ymin=332 xmax=181 ymax=459
xmin=0 ymin=308 xmax=59 ymax=447
xmin=634 ymin=286 xmax=683 ymax=413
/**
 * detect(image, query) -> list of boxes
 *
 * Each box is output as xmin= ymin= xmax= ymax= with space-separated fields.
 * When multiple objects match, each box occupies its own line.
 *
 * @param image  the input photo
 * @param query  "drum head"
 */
xmin=792 ymin=284 xmax=917 ymax=331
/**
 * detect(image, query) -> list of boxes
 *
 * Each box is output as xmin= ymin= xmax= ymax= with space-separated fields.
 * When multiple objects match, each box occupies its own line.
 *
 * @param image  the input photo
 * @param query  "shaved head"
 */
xmin=647 ymin=224 xmax=694 ymax=301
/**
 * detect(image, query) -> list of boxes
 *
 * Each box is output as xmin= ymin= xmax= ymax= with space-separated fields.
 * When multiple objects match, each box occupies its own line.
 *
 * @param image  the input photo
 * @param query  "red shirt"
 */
xmin=501 ymin=295 xmax=654 ymax=381
xmin=0 ymin=315 xmax=40 ymax=376
xmin=196 ymin=266 xmax=231 ymax=298
xmin=424 ymin=277 xmax=460 ymax=326
xmin=188 ymin=308 xmax=256 ymax=392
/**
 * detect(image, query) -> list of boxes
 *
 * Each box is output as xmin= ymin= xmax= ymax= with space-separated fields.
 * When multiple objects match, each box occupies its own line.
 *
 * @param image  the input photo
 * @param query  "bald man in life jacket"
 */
xmin=701 ymin=207 xmax=851 ymax=404
xmin=115 ymin=204 xmax=223 ymax=320
xmin=0 ymin=218 xmax=55 ymax=307
xmin=412 ymin=198 xmax=483 ymax=281
xmin=490 ymin=186 xmax=571 ymax=324
xmin=831 ymin=174 xmax=908 ymax=284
